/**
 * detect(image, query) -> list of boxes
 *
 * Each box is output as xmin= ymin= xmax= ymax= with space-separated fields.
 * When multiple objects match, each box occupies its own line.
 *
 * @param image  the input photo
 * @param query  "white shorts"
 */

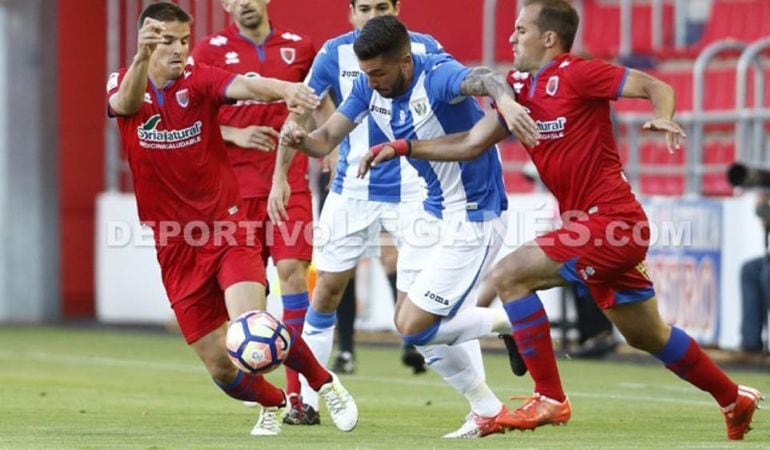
xmin=314 ymin=192 xmax=424 ymax=286
xmin=406 ymin=215 xmax=506 ymax=317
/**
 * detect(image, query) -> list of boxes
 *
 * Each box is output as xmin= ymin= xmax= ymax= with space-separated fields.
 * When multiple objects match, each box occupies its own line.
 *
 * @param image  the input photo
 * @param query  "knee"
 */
xmin=489 ymin=264 xmax=531 ymax=299
xmin=623 ymin=327 xmax=670 ymax=353
xmin=312 ymin=274 xmax=348 ymax=311
xmin=276 ymin=261 xmax=309 ymax=292
xmin=397 ymin=319 xmax=440 ymax=346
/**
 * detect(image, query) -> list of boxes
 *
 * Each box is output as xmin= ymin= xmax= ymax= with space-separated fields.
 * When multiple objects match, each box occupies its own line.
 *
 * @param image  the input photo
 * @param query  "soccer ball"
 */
xmin=226 ymin=311 xmax=292 ymax=374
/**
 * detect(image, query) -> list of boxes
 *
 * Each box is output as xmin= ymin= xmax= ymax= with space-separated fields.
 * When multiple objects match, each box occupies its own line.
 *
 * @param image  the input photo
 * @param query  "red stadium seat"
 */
xmin=581 ymin=0 xmax=675 ymax=58
xmin=702 ymin=141 xmax=736 ymax=196
xmin=638 ymin=141 xmax=685 ymax=196
xmin=696 ymin=0 xmax=770 ymax=49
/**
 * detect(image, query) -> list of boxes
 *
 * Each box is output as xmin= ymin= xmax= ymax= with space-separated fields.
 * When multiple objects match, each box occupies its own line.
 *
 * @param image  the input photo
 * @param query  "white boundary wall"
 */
xmin=95 ymin=192 xmax=764 ymax=349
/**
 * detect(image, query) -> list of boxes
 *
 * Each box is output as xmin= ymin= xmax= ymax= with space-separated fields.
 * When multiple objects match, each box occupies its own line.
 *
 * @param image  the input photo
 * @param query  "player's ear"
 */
xmin=393 ymin=1 xmax=401 ymax=15
xmin=220 ymin=0 xmax=232 ymax=14
xmin=543 ymin=30 xmax=558 ymax=49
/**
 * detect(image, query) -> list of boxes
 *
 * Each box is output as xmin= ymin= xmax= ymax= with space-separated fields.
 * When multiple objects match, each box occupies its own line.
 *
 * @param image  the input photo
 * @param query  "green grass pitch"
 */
xmin=0 ymin=326 xmax=767 ymax=449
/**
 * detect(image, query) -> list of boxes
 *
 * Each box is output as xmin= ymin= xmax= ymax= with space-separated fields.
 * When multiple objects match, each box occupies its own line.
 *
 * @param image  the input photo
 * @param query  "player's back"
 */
xmin=307 ymin=29 xmax=443 ymax=203
xmin=107 ymin=64 xmax=242 ymax=236
xmin=342 ymin=52 xmax=507 ymax=222
xmin=508 ymin=54 xmax=642 ymax=217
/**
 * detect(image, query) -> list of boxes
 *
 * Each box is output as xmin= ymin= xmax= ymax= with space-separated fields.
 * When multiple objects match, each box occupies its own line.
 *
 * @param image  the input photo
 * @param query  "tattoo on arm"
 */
xmin=459 ymin=66 xmax=514 ymax=101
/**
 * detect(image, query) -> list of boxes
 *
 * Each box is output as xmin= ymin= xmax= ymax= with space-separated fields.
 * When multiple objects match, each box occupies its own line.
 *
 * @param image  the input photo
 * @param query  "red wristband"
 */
xmin=371 ymin=139 xmax=412 ymax=158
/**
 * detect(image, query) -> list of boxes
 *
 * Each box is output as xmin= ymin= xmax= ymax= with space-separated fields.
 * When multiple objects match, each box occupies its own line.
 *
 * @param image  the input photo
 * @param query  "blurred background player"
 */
xmin=363 ymin=0 xmax=762 ymax=440
xmin=191 ymin=0 xmax=318 ymax=425
xmin=107 ymin=1 xmax=357 ymax=436
xmin=268 ymin=0 xmax=442 ymax=414
xmin=739 ymin=191 xmax=770 ymax=358
xmin=283 ymin=16 xmax=528 ymax=438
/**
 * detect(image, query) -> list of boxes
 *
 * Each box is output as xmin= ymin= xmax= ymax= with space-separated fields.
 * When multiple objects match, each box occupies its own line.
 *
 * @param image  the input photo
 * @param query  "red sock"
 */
xmin=504 ymin=294 xmax=566 ymax=402
xmin=659 ymin=327 xmax=738 ymax=407
xmin=284 ymin=329 xmax=331 ymax=391
xmin=282 ymin=293 xmax=309 ymax=398
xmin=215 ymin=371 xmax=285 ymax=407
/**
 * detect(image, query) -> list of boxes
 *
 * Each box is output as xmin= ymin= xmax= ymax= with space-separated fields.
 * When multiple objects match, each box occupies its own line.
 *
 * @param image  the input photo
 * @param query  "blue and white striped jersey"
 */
xmin=338 ymin=53 xmax=508 ymax=222
xmin=305 ymin=29 xmax=443 ymax=203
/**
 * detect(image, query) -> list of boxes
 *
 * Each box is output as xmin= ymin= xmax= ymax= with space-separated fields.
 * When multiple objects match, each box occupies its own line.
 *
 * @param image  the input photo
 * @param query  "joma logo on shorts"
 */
xmin=424 ymin=290 xmax=449 ymax=306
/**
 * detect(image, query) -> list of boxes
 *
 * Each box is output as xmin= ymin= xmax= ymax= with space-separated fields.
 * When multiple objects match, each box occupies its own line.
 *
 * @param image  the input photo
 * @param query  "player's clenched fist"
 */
xmin=280 ymin=121 xmax=308 ymax=148
xmin=282 ymin=83 xmax=320 ymax=115
xmin=136 ymin=18 xmax=166 ymax=60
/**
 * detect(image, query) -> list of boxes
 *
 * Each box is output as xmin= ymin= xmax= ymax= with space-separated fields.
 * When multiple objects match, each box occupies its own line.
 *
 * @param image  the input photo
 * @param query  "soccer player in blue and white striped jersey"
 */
xmin=282 ymin=15 xmax=538 ymax=438
xmin=269 ymin=0 xmax=451 ymax=426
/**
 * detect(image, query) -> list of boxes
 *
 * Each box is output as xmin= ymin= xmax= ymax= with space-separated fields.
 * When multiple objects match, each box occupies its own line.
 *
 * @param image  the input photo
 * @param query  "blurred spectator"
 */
xmin=739 ymin=192 xmax=770 ymax=356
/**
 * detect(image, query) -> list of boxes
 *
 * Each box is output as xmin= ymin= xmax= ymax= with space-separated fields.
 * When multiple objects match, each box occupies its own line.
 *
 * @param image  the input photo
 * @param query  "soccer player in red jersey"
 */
xmin=360 ymin=0 xmax=761 ymax=440
xmin=191 ymin=0 xmax=318 ymax=425
xmin=106 ymin=2 xmax=357 ymax=436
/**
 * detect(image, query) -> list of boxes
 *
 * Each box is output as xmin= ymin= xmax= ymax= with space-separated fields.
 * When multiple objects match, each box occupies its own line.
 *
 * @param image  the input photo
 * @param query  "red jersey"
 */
xmin=508 ymin=54 xmax=643 ymax=217
xmin=192 ymin=23 xmax=316 ymax=198
xmin=107 ymin=64 xmax=242 ymax=236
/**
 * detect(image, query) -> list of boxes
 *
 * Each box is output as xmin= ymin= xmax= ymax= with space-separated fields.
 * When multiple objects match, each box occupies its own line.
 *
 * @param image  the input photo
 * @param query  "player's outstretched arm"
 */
xmin=620 ymin=69 xmax=686 ymax=153
xmin=357 ymin=111 xmax=508 ymax=178
xmin=109 ymin=18 xmax=166 ymax=116
xmin=268 ymin=96 xmax=337 ymax=224
xmin=225 ymin=77 xmax=320 ymax=115
xmin=281 ymin=112 xmax=355 ymax=159
xmin=459 ymin=67 xmax=539 ymax=147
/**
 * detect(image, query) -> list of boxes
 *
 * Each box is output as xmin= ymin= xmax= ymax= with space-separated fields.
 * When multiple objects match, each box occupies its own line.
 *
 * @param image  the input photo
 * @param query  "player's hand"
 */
xmin=136 ymin=18 xmax=166 ymax=60
xmin=231 ymin=125 xmax=280 ymax=151
xmin=280 ymin=121 xmax=308 ymax=149
xmin=357 ymin=141 xmax=409 ymax=178
xmin=267 ymin=177 xmax=291 ymax=225
xmin=643 ymin=118 xmax=686 ymax=153
xmin=496 ymin=96 xmax=539 ymax=147
xmin=283 ymin=83 xmax=320 ymax=115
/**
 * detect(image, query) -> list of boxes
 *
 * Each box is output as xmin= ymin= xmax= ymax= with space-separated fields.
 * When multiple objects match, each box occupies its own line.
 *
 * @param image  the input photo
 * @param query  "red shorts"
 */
xmin=243 ymin=192 xmax=313 ymax=264
xmin=156 ymin=226 xmax=266 ymax=344
xmin=536 ymin=211 xmax=655 ymax=309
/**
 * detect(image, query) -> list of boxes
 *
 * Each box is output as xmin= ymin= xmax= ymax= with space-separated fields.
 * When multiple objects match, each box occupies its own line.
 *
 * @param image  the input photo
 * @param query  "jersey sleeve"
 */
xmin=304 ymin=42 xmax=337 ymax=100
xmin=337 ymin=76 xmax=370 ymax=124
xmin=422 ymin=33 xmax=445 ymax=54
xmin=195 ymin=65 xmax=238 ymax=106
xmin=106 ymin=68 xmax=127 ymax=117
xmin=567 ymin=59 xmax=629 ymax=101
xmin=424 ymin=54 xmax=472 ymax=103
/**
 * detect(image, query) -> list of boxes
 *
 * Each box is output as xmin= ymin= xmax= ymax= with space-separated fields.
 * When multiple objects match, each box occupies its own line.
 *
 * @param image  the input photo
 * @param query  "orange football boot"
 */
xmin=723 ymin=385 xmax=763 ymax=440
xmin=496 ymin=393 xmax=571 ymax=431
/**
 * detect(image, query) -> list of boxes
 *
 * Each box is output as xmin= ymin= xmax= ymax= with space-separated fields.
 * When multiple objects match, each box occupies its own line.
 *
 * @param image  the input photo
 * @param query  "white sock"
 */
xmin=416 ymin=344 xmax=502 ymax=417
xmin=299 ymin=319 xmax=335 ymax=409
xmin=460 ymin=339 xmax=486 ymax=381
xmin=429 ymin=307 xmax=511 ymax=346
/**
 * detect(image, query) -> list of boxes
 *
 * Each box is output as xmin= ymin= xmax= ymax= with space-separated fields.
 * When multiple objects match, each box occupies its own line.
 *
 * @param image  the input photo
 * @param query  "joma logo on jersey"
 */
xmin=424 ymin=290 xmax=449 ymax=306
xmin=136 ymin=114 xmax=203 ymax=149
xmin=370 ymin=104 xmax=390 ymax=116
xmin=341 ymin=70 xmax=360 ymax=78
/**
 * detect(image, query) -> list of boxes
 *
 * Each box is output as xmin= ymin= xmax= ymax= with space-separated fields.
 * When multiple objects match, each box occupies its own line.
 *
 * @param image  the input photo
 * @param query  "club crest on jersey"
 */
xmin=280 ymin=48 xmax=296 ymax=65
xmin=176 ymin=89 xmax=189 ymax=108
xmin=546 ymin=76 xmax=559 ymax=96
xmin=411 ymin=98 xmax=429 ymax=117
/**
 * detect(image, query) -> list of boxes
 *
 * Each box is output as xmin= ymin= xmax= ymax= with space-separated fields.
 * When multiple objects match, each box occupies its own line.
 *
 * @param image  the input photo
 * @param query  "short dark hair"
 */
xmin=138 ymin=2 xmax=192 ymax=29
xmin=349 ymin=0 xmax=398 ymax=7
xmin=524 ymin=0 xmax=579 ymax=52
xmin=353 ymin=15 xmax=410 ymax=61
